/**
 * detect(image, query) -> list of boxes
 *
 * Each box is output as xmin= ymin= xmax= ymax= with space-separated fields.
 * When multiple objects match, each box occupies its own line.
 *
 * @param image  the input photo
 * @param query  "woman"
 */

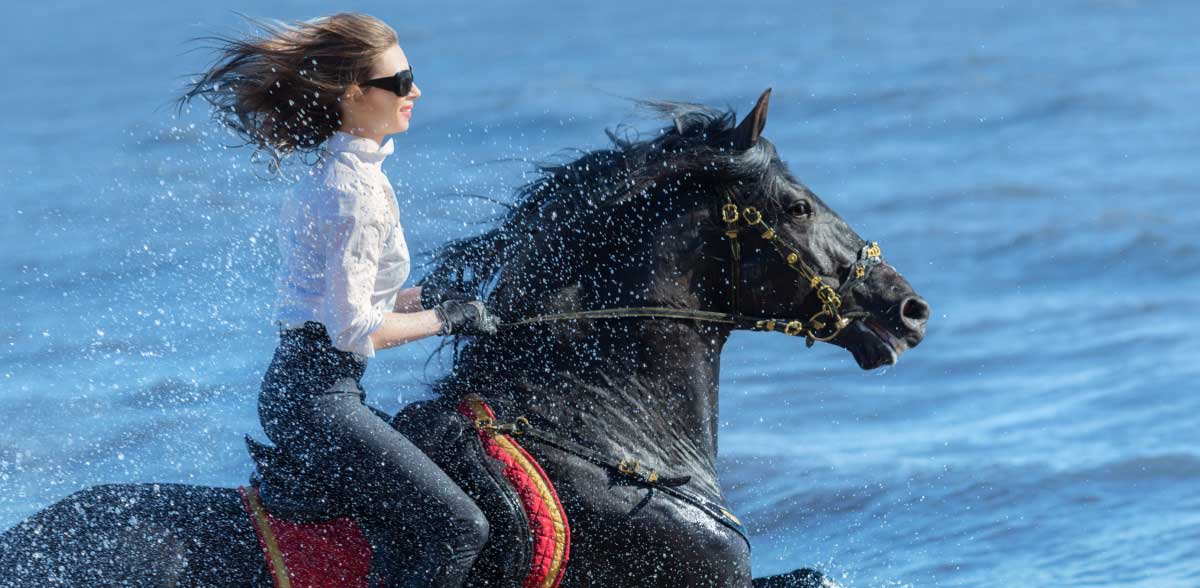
xmin=177 ymin=12 xmax=497 ymax=588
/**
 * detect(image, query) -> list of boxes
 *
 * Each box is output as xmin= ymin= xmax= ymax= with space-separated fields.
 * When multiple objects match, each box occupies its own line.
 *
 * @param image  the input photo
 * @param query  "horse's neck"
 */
xmin=493 ymin=319 xmax=730 ymax=497
xmin=470 ymin=216 xmax=734 ymax=497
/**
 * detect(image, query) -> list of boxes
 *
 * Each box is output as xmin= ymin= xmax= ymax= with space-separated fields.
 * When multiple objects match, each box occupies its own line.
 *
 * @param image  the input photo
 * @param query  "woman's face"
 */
xmin=340 ymin=43 xmax=422 ymax=139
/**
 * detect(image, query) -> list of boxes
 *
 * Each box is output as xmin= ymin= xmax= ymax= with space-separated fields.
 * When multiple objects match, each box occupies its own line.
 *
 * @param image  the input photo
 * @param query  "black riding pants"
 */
xmin=258 ymin=321 xmax=488 ymax=588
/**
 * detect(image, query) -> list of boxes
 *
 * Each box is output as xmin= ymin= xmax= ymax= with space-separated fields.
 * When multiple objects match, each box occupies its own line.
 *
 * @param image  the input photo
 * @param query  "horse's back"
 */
xmin=0 ymin=482 xmax=268 ymax=588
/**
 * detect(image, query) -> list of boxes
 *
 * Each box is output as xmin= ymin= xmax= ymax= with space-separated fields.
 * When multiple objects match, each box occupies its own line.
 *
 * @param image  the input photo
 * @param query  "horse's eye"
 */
xmin=787 ymin=200 xmax=813 ymax=217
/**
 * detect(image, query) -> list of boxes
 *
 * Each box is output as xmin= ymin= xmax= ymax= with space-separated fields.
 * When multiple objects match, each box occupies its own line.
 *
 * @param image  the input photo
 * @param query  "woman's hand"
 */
xmin=433 ymin=300 xmax=501 ymax=336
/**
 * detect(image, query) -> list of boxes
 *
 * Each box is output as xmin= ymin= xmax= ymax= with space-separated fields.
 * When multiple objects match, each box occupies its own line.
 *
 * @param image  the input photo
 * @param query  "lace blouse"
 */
xmin=272 ymin=130 xmax=411 ymax=358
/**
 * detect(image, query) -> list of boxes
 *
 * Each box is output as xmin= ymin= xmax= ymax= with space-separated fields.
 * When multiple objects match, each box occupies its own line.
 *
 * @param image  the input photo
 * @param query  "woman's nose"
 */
xmin=409 ymin=83 xmax=421 ymax=99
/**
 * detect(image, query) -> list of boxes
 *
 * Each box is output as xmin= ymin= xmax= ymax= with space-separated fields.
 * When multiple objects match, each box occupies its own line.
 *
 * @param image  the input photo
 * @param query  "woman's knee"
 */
xmin=421 ymin=494 xmax=489 ymax=551
xmin=455 ymin=502 xmax=490 ymax=549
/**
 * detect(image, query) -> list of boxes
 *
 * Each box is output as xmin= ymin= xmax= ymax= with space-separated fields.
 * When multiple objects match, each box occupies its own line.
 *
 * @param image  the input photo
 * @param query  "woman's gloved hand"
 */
xmin=433 ymin=300 xmax=501 ymax=336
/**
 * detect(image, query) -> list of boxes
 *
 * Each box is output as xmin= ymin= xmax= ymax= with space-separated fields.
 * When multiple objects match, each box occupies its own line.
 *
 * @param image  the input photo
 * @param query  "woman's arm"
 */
xmin=368 ymin=308 xmax=445 ymax=352
xmin=392 ymin=286 xmax=423 ymax=313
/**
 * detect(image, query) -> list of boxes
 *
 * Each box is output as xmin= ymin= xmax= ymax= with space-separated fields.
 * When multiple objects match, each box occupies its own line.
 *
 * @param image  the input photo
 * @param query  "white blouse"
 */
xmin=272 ymin=130 xmax=411 ymax=358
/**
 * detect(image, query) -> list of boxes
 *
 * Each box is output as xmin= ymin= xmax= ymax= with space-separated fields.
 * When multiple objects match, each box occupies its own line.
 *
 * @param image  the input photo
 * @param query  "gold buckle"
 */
xmin=741 ymin=207 xmax=762 ymax=225
xmin=866 ymin=242 xmax=882 ymax=258
xmin=761 ymin=228 xmax=776 ymax=240
xmin=783 ymin=320 xmax=804 ymax=336
xmin=474 ymin=416 xmax=529 ymax=436
xmin=618 ymin=459 xmax=640 ymax=475
xmin=721 ymin=203 xmax=739 ymax=223
xmin=817 ymin=285 xmax=842 ymax=309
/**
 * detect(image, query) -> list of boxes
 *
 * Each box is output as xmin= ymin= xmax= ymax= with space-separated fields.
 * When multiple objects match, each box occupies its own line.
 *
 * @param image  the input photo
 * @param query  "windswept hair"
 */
xmin=175 ymin=12 xmax=397 ymax=174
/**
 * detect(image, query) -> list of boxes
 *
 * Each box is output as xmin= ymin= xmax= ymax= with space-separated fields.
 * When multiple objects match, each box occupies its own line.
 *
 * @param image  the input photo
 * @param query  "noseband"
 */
xmin=718 ymin=193 xmax=884 ymax=344
xmin=497 ymin=193 xmax=885 ymax=346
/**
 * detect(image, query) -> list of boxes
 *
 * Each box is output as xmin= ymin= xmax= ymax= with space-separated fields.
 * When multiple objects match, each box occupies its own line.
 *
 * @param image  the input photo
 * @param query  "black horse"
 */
xmin=0 ymin=89 xmax=927 ymax=587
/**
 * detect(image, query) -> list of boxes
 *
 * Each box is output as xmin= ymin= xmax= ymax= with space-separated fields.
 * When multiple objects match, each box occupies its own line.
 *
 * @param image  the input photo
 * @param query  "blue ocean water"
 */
xmin=2 ymin=1 xmax=1198 ymax=586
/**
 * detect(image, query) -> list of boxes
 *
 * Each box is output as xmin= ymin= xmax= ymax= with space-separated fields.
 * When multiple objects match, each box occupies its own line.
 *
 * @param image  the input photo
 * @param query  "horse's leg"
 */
xmin=752 ymin=568 xmax=831 ymax=588
xmin=0 ymin=482 xmax=270 ymax=587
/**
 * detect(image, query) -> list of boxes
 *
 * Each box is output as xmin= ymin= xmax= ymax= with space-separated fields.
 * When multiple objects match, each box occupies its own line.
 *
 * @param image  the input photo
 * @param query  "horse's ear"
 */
xmin=732 ymin=87 xmax=772 ymax=150
xmin=674 ymin=117 xmax=688 ymax=135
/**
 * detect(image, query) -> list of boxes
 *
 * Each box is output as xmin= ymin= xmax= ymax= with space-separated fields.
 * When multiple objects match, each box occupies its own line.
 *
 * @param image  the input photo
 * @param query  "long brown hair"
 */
xmin=175 ymin=12 xmax=397 ymax=173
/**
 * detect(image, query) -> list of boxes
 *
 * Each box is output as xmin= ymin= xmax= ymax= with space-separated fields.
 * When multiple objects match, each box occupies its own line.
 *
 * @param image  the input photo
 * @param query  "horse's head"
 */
xmin=423 ymin=88 xmax=927 ymax=370
xmin=689 ymin=88 xmax=929 ymax=369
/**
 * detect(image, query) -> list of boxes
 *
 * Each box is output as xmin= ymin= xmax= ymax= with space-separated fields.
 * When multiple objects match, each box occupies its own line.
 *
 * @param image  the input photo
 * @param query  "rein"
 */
xmin=497 ymin=193 xmax=885 ymax=347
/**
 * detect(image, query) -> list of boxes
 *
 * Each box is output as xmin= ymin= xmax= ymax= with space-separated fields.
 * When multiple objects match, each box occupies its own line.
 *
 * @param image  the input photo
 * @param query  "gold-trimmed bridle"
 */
xmin=497 ymin=193 xmax=885 ymax=346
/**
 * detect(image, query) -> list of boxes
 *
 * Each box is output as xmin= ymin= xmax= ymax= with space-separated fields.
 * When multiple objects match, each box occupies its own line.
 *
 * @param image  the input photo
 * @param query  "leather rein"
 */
xmin=496 ymin=192 xmax=886 ymax=346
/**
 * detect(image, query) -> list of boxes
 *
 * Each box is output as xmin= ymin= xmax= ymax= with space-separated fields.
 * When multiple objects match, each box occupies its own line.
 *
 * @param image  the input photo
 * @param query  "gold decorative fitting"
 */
xmin=616 ymin=458 xmax=658 ymax=483
xmin=742 ymin=207 xmax=762 ymax=225
xmin=618 ymin=459 xmax=639 ymax=475
xmin=474 ymin=416 xmax=529 ymax=437
xmin=786 ymin=252 xmax=799 ymax=265
xmin=756 ymin=320 xmax=775 ymax=331
xmin=784 ymin=321 xmax=804 ymax=336
xmin=761 ymin=228 xmax=776 ymax=240
xmin=817 ymin=286 xmax=841 ymax=309
xmin=810 ymin=276 xmax=822 ymax=289
xmin=855 ymin=265 xmax=865 ymax=279
xmin=806 ymin=309 xmax=845 ymax=342
xmin=721 ymin=203 xmax=739 ymax=223
xmin=866 ymin=242 xmax=882 ymax=258
xmin=724 ymin=230 xmax=739 ymax=239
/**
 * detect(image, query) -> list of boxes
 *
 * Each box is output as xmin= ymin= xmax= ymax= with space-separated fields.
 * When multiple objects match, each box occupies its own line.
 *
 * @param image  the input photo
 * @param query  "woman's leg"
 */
xmin=266 ymin=382 xmax=489 ymax=588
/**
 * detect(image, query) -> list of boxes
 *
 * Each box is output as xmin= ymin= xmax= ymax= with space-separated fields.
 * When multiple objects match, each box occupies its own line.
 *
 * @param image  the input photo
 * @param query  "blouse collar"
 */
xmin=324 ymin=130 xmax=395 ymax=164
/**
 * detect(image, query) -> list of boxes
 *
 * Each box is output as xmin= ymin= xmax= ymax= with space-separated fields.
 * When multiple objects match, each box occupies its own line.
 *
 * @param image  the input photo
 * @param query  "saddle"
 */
xmin=241 ymin=394 xmax=570 ymax=588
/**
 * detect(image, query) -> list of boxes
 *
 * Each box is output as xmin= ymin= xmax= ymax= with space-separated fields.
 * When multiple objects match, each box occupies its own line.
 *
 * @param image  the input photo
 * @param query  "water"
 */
xmin=2 ymin=1 xmax=1198 ymax=586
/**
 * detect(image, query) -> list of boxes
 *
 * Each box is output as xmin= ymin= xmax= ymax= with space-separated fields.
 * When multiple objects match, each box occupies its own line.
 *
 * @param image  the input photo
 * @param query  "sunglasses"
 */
xmin=362 ymin=67 xmax=415 ymax=97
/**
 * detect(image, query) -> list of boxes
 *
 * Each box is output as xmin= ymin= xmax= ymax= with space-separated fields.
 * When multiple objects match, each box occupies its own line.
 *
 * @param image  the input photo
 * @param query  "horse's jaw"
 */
xmin=831 ymin=319 xmax=911 ymax=370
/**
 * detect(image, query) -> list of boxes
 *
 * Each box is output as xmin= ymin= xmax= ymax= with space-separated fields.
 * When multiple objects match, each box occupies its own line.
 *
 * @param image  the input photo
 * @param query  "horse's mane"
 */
xmin=419 ymin=98 xmax=796 ymax=308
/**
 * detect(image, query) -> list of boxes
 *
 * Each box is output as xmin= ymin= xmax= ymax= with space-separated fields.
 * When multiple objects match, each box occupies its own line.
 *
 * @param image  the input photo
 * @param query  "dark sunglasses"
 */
xmin=362 ymin=67 xmax=415 ymax=97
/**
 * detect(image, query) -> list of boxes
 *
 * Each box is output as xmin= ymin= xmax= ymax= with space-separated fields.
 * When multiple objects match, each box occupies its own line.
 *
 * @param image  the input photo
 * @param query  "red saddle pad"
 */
xmin=238 ymin=485 xmax=372 ymax=588
xmin=238 ymin=394 xmax=570 ymax=588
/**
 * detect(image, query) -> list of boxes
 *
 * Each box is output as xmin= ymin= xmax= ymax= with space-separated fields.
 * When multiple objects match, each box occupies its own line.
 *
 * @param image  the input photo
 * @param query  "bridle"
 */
xmin=715 ymin=192 xmax=885 ymax=345
xmin=497 ymin=191 xmax=886 ymax=346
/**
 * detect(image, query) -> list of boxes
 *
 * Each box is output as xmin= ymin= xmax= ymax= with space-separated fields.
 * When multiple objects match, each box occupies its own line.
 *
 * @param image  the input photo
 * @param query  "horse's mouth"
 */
xmin=842 ymin=318 xmax=909 ymax=370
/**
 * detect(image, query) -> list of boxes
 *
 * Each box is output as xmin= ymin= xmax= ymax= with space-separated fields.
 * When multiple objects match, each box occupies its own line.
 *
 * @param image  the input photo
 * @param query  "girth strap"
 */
xmin=473 ymin=408 xmax=751 ymax=549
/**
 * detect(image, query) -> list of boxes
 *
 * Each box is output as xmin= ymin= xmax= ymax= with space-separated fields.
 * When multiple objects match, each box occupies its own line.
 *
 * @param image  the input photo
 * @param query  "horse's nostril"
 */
xmin=900 ymin=296 xmax=930 ymax=326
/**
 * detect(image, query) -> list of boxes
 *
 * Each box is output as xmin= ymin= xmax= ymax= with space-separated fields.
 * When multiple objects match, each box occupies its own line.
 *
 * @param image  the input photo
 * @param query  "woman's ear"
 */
xmin=342 ymin=84 xmax=364 ymax=103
